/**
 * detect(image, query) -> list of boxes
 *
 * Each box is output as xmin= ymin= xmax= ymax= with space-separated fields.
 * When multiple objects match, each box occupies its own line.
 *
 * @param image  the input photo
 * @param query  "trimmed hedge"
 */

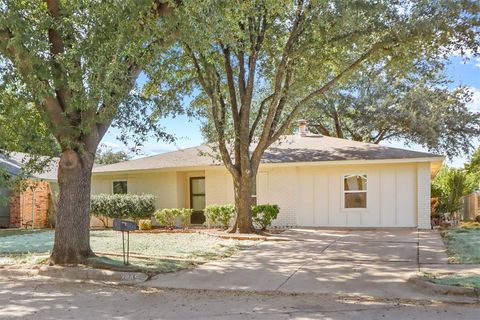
xmin=204 ymin=204 xmax=236 ymax=228
xmin=90 ymin=194 xmax=156 ymax=221
xmin=154 ymin=208 xmax=193 ymax=229
xmin=252 ymin=204 xmax=279 ymax=230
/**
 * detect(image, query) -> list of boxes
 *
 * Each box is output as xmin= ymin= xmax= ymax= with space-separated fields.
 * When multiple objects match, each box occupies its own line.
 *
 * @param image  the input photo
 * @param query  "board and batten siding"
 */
xmin=294 ymin=163 xmax=420 ymax=227
xmin=91 ymin=161 xmax=432 ymax=228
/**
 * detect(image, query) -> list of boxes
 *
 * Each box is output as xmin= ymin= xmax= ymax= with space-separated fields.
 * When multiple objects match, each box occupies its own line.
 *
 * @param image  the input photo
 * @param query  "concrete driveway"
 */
xmin=144 ymin=229 xmax=455 ymax=300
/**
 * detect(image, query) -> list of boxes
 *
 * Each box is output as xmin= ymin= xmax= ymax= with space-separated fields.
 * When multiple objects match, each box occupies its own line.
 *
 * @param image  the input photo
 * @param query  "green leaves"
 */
xmin=0 ymin=90 xmax=59 ymax=156
xmin=251 ymin=204 xmax=279 ymax=230
xmin=95 ymin=144 xmax=131 ymax=165
xmin=90 ymin=193 xmax=156 ymax=220
xmin=432 ymin=167 xmax=475 ymax=215
xmin=204 ymin=204 xmax=236 ymax=228
xmin=303 ymin=64 xmax=480 ymax=158
xmin=0 ymin=0 xmax=179 ymax=153
xmin=154 ymin=208 xmax=193 ymax=228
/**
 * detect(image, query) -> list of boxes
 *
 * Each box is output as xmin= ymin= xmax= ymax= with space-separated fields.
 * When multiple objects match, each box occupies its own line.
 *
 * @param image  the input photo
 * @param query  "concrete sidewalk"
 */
xmin=142 ymin=229 xmax=477 ymax=302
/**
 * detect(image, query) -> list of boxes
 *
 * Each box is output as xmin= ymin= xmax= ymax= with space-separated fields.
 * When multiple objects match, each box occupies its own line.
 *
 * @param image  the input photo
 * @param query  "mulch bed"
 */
xmin=130 ymin=227 xmax=286 ymax=240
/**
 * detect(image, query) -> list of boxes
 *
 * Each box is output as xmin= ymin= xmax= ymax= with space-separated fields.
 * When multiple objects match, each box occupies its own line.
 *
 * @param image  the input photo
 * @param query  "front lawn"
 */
xmin=0 ymin=230 xmax=258 ymax=273
xmin=441 ymin=221 xmax=480 ymax=264
xmin=427 ymin=222 xmax=480 ymax=289
xmin=425 ymin=273 xmax=480 ymax=289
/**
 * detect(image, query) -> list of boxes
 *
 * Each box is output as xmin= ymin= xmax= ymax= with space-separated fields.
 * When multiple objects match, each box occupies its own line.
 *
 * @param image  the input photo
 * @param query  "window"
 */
xmin=343 ymin=174 xmax=367 ymax=209
xmin=112 ymin=180 xmax=128 ymax=194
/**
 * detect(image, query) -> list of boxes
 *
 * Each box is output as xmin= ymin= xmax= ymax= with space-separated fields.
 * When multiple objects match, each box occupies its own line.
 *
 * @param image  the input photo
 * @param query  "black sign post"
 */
xmin=112 ymin=219 xmax=138 ymax=265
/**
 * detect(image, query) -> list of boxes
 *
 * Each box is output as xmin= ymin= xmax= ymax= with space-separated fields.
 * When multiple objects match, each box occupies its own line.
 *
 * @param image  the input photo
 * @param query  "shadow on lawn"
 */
xmin=0 ymin=229 xmax=51 ymax=238
xmin=88 ymin=255 xmax=195 ymax=275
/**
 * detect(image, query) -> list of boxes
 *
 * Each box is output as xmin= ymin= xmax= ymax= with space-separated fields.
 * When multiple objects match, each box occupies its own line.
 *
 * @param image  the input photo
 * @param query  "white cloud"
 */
xmin=466 ymin=87 xmax=480 ymax=113
xmin=475 ymin=58 xmax=480 ymax=69
xmin=100 ymin=141 xmax=123 ymax=149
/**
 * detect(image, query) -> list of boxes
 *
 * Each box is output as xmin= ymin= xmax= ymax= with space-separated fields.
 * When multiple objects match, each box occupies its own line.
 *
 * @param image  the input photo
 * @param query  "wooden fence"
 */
xmin=461 ymin=192 xmax=480 ymax=220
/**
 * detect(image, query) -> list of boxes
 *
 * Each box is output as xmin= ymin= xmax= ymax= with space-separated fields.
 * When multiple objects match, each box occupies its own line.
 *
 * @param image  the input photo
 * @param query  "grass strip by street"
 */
xmin=423 ymin=272 xmax=480 ymax=290
xmin=441 ymin=221 xmax=480 ymax=264
xmin=429 ymin=222 xmax=480 ymax=290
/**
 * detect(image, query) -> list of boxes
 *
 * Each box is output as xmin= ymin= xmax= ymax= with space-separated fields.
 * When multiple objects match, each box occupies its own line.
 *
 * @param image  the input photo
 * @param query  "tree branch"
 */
xmin=331 ymin=107 xmax=343 ymax=138
xmin=270 ymin=42 xmax=385 ymax=143
xmin=249 ymin=94 xmax=274 ymax=143
xmin=221 ymin=45 xmax=241 ymax=127
xmin=187 ymin=46 xmax=238 ymax=177
xmin=310 ymin=122 xmax=331 ymax=136
xmin=44 ymin=0 xmax=71 ymax=112
xmin=252 ymin=1 xmax=309 ymax=160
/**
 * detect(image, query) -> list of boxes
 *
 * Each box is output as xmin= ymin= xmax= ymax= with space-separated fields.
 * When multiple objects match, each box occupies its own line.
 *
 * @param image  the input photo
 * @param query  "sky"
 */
xmin=101 ymin=55 xmax=480 ymax=168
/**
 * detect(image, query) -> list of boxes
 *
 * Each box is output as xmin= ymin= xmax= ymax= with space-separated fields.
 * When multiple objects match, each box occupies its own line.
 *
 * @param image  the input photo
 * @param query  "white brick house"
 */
xmin=91 ymin=135 xmax=443 ymax=229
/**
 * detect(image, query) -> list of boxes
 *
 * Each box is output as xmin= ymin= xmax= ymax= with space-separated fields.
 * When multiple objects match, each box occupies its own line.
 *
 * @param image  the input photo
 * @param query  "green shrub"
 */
xmin=139 ymin=219 xmax=152 ymax=230
xmin=178 ymin=208 xmax=193 ymax=229
xmin=204 ymin=204 xmax=236 ymax=228
xmin=154 ymin=208 xmax=193 ymax=228
xmin=251 ymin=204 xmax=279 ymax=230
xmin=90 ymin=194 xmax=156 ymax=222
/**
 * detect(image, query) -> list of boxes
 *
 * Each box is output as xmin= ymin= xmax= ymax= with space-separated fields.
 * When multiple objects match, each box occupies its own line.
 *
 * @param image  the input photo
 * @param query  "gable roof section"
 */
xmin=93 ymin=135 xmax=443 ymax=174
xmin=0 ymin=152 xmax=59 ymax=181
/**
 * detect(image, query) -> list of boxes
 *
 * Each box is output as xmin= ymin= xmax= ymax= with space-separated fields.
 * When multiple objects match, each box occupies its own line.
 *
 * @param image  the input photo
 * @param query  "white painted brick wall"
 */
xmin=258 ymin=167 xmax=297 ymax=227
xmin=417 ymin=163 xmax=432 ymax=229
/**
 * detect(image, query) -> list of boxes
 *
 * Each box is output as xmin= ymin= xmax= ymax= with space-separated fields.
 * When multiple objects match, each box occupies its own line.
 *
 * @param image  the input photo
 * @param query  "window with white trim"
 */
xmin=112 ymin=180 xmax=128 ymax=194
xmin=343 ymin=174 xmax=367 ymax=209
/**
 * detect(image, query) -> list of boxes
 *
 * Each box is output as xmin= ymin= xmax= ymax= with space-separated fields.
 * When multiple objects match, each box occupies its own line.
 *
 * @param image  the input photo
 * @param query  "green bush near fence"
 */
xmin=90 ymin=194 xmax=156 ymax=223
xmin=154 ymin=208 xmax=193 ymax=229
xmin=252 ymin=204 xmax=279 ymax=230
xmin=204 ymin=204 xmax=236 ymax=228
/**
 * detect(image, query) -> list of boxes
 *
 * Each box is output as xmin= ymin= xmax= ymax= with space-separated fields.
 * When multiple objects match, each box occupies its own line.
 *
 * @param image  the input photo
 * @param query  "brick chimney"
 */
xmin=298 ymin=119 xmax=308 ymax=137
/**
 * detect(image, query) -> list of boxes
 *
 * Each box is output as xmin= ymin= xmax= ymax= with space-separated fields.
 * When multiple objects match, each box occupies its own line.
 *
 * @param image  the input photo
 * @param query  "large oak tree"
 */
xmin=150 ymin=0 xmax=479 ymax=232
xmin=0 ymin=0 xmax=177 ymax=263
xmin=302 ymin=65 xmax=480 ymax=158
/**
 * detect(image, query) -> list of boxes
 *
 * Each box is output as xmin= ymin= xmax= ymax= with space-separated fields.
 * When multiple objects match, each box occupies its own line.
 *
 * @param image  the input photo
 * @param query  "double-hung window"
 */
xmin=112 ymin=180 xmax=128 ymax=194
xmin=343 ymin=174 xmax=367 ymax=209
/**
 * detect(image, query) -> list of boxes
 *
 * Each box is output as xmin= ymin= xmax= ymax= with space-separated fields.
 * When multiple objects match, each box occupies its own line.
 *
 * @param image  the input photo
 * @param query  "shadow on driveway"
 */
xmin=143 ymin=228 xmax=464 ymax=301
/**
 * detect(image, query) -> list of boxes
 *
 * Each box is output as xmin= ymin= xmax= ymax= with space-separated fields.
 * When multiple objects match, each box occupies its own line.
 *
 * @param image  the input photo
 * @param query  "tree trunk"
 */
xmin=50 ymin=150 xmax=95 ymax=264
xmin=232 ymin=173 xmax=255 ymax=233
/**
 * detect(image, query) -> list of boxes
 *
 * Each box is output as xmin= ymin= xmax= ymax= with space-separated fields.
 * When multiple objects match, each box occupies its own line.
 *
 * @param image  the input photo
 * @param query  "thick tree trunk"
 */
xmin=232 ymin=173 xmax=255 ymax=233
xmin=50 ymin=150 xmax=95 ymax=264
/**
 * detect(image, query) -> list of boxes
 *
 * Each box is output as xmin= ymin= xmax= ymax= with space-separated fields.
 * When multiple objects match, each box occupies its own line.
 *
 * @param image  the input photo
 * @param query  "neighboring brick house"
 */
xmin=0 ymin=152 xmax=58 ymax=229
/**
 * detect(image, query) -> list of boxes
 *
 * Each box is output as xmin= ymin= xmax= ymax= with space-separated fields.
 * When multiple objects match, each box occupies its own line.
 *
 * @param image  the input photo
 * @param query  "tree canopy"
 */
xmin=302 ymin=64 xmax=480 ymax=158
xmin=148 ymin=0 xmax=480 ymax=232
xmin=0 ymin=0 xmax=178 ymax=263
xmin=95 ymin=144 xmax=131 ymax=165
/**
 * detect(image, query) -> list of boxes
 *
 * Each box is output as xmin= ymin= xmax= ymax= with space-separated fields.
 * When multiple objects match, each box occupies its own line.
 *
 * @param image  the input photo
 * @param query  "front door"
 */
xmin=190 ymin=177 xmax=206 ymax=224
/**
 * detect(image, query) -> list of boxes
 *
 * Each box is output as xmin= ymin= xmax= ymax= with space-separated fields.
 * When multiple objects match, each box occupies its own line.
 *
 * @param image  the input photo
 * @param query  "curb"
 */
xmin=0 ymin=267 xmax=39 ymax=278
xmin=197 ymin=230 xmax=267 ymax=241
xmin=197 ymin=230 xmax=291 ymax=241
xmin=409 ymin=275 xmax=479 ymax=298
xmin=0 ymin=265 xmax=148 ymax=285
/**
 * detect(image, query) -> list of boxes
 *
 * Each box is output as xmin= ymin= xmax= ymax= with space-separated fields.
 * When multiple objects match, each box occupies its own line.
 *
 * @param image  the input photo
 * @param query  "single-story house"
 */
xmin=0 ymin=152 xmax=59 ymax=228
xmin=91 ymin=133 xmax=444 ymax=229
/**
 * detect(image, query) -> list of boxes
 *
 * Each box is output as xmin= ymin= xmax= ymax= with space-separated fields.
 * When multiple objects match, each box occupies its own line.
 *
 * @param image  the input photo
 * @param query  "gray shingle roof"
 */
xmin=0 ymin=152 xmax=59 ymax=181
xmin=93 ymin=135 xmax=443 ymax=174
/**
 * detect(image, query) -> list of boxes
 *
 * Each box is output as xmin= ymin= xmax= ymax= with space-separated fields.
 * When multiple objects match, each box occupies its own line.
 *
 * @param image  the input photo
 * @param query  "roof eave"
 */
xmin=91 ymin=156 xmax=445 ymax=176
